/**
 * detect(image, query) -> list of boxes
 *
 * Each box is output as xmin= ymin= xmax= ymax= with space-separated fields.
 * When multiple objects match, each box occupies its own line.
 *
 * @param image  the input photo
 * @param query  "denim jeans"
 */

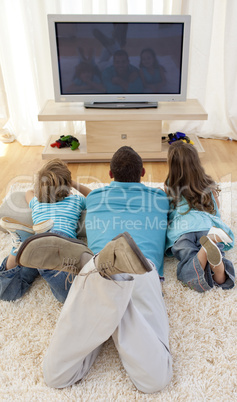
xmin=0 ymin=230 xmax=75 ymax=303
xmin=171 ymin=231 xmax=235 ymax=292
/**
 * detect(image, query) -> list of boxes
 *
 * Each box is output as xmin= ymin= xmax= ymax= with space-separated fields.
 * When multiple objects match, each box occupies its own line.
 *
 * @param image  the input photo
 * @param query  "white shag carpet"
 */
xmin=0 ymin=182 xmax=237 ymax=402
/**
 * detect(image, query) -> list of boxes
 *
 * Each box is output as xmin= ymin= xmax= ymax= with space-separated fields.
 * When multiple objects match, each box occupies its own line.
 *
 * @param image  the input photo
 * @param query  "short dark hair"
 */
xmin=110 ymin=146 xmax=143 ymax=182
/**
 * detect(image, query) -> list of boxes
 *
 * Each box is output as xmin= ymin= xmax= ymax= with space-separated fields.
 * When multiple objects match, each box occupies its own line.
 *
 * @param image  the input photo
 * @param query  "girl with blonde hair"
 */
xmin=27 ymin=158 xmax=90 ymax=237
xmin=0 ymin=158 xmax=92 ymax=302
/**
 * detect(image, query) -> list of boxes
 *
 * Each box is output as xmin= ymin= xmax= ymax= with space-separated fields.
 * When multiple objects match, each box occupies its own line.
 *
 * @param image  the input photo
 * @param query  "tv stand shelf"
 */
xmin=38 ymin=99 xmax=207 ymax=162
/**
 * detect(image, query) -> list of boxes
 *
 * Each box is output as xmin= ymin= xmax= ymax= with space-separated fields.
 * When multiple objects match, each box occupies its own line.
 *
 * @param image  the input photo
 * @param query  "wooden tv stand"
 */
xmin=38 ymin=99 xmax=207 ymax=162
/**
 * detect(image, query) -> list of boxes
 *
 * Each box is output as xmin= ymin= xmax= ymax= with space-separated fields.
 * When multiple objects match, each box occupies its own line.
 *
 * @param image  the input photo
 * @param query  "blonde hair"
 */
xmin=164 ymin=141 xmax=220 ymax=214
xmin=35 ymin=158 xmax=72 ymax=203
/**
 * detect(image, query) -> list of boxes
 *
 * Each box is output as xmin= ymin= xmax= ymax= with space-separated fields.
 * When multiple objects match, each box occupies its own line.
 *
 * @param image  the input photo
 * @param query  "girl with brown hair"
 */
xmin=164 ymin=141 xmax=235 ymax=292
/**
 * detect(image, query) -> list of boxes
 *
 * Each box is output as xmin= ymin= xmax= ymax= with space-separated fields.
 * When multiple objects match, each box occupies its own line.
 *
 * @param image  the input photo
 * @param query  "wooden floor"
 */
xmin=0 ymin=137 xmax=237 ymax=202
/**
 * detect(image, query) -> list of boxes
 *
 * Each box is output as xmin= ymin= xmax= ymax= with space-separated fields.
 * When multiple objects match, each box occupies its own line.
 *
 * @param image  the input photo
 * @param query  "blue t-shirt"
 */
xmin=29 ymin=195 xmax=86 ymax=238
xmin=165 ymin=195 xmax=234 ymax=254
xmin=85 ymin=182 xmax=169 ymax=276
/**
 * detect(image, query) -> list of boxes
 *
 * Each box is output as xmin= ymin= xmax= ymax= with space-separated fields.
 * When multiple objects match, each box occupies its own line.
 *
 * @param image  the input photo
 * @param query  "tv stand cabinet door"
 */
xmin=86 ymin=121 xmax=162 ymax=153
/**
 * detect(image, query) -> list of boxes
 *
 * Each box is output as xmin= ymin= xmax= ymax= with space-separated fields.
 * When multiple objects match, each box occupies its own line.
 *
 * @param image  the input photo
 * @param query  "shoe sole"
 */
xmin=0 ymin=217 xmax=34 ymax=234
xmin=112 ymin=232 xmax=152 ymax=272
xmin=33 ymin=219 xmax=54 ymax=234
xmin=16 ymin=232 xmax=92 ymax=266
xmin=200 ymin=235 xmax=222 ymax=267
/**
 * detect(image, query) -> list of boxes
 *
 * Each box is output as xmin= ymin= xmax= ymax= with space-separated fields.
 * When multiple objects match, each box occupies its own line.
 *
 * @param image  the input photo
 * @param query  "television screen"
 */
xmin=48 ymin=15 xmax=191 ymax=108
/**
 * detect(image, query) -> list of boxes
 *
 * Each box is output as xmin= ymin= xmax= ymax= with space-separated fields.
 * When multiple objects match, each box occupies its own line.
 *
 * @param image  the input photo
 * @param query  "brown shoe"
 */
xmin=96 ymin=232 xmax=152 ymax=278
xmin=16 ymin=233 xmax=94 ymax=275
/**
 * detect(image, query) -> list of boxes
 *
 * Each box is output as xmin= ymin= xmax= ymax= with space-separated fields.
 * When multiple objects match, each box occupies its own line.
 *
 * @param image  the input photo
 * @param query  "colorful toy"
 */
xmin=50 ymin=135 xmax=80 ymax=150
xmin=162 ymin=132 xmax=194 ymax=145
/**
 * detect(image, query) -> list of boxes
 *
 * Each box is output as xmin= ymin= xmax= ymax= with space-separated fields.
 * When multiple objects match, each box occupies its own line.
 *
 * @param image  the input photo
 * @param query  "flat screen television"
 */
xmin=48 ymin=14 xmax=191 ymax=108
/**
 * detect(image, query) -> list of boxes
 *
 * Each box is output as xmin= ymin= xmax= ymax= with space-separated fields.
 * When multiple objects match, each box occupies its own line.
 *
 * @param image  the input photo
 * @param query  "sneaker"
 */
xmin=96 ymin=232 xmax=152 ymax=278
xmin=200 ymin=235 xmax=222 ymax=267
xmin=0 ymin=217 xmax=35 ymax=234
xmin=0 ymin=217 xmax=54 ymax=234
xmin=16 ymin=232 xmax=94 ymax=275
xmin=0 ymin=217 xmax=35 ymax=255
xmin=207 ymin=226 xmax=233 ymax=246
xmin=33 ymin=219 xmax=54 ymax=234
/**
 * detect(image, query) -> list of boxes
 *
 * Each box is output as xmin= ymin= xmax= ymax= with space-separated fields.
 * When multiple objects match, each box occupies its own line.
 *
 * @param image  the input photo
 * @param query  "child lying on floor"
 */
xmin=0 ymin=158 xmax=92 ymax=302
xmin=164 ymin=141 xmax=235 ymax=292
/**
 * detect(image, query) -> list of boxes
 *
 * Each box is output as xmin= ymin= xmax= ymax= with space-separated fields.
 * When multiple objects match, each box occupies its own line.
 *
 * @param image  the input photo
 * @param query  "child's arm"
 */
xmin=25 ymin=190 xmax=34 ymax=205
xmin=71 ymin=180 xmax=91 ymax=197
xmin=213 ymin=191 xmax=220 ymax=209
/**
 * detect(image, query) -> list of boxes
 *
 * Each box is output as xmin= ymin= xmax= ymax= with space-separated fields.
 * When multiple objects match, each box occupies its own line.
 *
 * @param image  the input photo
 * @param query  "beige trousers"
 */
xmin=43 ymin=258 xmax=172 ymax=393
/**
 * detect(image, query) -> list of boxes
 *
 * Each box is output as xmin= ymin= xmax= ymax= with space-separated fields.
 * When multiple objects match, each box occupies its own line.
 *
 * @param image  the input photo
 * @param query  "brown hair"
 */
xmin=164 ymin=141 xmax=220 ymax=214
xmin=110 ymin=146 xmax=143 ymax=183
xmin=35 ymin=158 xmax=72 ymax=203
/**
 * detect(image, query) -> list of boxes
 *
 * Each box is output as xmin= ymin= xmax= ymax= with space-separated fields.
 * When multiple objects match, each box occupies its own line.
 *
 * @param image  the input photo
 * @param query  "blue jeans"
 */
xmin=171 ymin=231 xmax=235 ymax=292
xmin=0 ymin=231 xmax=74 ymax=303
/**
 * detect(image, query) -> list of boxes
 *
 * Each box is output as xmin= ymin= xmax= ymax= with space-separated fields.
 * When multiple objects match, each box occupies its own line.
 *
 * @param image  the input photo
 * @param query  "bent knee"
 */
xmin=133 ymin=358 xmax=173 ymax=394
xmin=43 ymin=371 xmax=63 ymax=389
xmin=43 ymin=360 xmax=69 ymax=389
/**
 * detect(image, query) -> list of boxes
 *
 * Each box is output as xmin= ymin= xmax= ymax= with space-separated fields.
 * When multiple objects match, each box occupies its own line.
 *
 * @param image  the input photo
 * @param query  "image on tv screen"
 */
xmin=55 ymin=22 xmax=184 ymax=96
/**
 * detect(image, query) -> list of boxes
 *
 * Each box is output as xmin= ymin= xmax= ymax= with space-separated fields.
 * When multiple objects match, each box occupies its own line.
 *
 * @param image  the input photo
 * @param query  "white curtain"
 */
xmin=0 ymin=64 xmax=9 ymax=129
xmin=0 ymin=0 xmax=236 ymax=145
